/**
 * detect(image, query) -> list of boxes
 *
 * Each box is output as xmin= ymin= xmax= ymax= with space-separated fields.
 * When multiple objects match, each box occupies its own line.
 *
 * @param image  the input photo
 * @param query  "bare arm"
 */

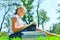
xmin=12 ymin=17 xmax=34 ymax=32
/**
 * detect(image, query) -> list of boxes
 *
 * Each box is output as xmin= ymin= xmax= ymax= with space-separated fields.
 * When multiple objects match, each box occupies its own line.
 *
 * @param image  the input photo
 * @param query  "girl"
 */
xmin=9 ymin=6 xmax=36 ymax=38
xmin=9 ymin=6 xmax=60 ymax=38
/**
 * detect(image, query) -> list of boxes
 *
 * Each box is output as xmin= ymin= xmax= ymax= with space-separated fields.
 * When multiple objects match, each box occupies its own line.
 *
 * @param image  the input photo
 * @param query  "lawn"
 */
xmin=0 ymin=36 xmax=60 ymax=40
xmin=0 ymin=32 xmax=60 ymax=40
xmin=38 ymin=36 xmax=60 ymax=40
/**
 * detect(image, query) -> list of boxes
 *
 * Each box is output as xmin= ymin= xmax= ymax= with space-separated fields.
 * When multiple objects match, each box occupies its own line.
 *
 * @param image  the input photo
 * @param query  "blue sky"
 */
xmin=39 ymin=0 xmax=60 ymax=30
xmin=33 ymin=0 xmax=60 ymax=30
xmin=0 ymin=0 xmax=60 ymax=32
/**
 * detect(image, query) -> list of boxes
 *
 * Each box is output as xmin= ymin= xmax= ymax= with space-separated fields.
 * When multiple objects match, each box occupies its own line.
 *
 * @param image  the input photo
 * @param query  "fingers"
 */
xmin=33 ymin=22 xmax=37 ymax=25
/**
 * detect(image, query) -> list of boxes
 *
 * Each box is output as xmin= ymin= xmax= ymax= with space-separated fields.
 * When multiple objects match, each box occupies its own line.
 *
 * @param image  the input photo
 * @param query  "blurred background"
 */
xmin=0 ymin=0 xmax=60 ymax=35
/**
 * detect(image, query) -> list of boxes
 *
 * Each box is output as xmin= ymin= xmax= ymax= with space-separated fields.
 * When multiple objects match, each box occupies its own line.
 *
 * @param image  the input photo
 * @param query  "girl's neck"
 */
xmin=17 ymin=14 xmax=23 ymax=18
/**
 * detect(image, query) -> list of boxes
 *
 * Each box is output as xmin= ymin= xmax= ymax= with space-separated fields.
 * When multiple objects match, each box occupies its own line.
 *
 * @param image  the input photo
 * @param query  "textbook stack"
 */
xmin=22 ymin=31 xmax=46 ymax=40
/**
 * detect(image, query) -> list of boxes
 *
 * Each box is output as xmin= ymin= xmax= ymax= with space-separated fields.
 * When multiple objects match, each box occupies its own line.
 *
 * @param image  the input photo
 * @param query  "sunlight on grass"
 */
xmin=0 ymin=37 xmax=8 ymax=40
xmin=12 ymin=37 xmax=22 ymax=40
xmin=0 ymin=36 xmax=60 ymax=40
xmin=37 ymin=36 xmax=60 ymax=40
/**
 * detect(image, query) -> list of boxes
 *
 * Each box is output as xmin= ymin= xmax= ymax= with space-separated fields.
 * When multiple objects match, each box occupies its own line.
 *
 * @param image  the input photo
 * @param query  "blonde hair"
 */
xmin=18 ymin=6 xmax=27 ymax=13
xmin=15 ymin=6 xmax=27 ymax=14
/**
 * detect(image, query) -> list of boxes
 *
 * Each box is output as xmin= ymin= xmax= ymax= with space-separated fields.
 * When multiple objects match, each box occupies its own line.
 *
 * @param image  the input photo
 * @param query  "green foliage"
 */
xmin=21 ymin=0 xmax=34 ymax=24
xmin=57 ymin=4 xmax=60 ymax=22
xmin=52 ymin=23 xmax=60 ymax=35
xmin=3 ymin=14 xmax=11 ymax=32
xmin=4 ymin=14 xmax=11 ymax=27
xmin=57 ymin=4 xmax=60 ymax=13
xmin=0 ymin=1 xmax=21 ymax=31
xmin=38 ymin=10 xmax=50 ymax=29
xmin=36 ymin=0 xmax=49 ymax=28
xmin=39 ymin=10 xmax=49 ymax=24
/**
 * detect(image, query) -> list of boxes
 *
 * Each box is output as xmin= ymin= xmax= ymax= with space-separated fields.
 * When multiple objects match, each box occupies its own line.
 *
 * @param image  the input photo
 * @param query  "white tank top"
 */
xmin=8 ymin=14 xmax=26 ymax=35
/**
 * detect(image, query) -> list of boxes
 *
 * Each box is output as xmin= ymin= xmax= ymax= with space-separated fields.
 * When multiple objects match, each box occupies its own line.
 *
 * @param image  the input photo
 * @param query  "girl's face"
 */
xmin=17 ymin=8 xmax=25 ymax=17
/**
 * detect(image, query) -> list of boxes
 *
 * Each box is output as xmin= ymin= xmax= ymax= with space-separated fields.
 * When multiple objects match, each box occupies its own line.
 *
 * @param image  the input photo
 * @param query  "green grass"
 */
xmin=0 ymin=36 xmax=60 ymax=40
xmin=0 ymin=32 xmax=60 ymax=40
xmin=0 ymin=36 xmax=22 ymax=40
xmin=37 ymin=36 xmax=60 ymax=40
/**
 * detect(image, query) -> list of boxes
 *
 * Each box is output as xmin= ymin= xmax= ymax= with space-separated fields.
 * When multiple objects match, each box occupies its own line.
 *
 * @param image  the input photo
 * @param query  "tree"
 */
xmin=4 ymin=14 xmax=11 ymax=32
xmin=21 ymin=0 xmax=34 ymax=24
xmin=39 ymin=10 xmax=50 ymax=29
xmin=0 ymin=3 xmax=10 ymax=32
xmin=36 ymin=0 xmax=40 ymax=27
xmin=57 ymin=4 xmax=60 ymax=13
xmin=0 ymin=1 xmax=21 ymax=32
xmin=52 ymin=23 xmax=60 ymax=35
xmin=57 ymin=4 xmax=60 ymax=21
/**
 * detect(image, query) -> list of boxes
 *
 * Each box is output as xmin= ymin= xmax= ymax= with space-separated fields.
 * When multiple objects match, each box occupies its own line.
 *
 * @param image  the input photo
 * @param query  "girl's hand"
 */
xmin=33 ymin=22 xmax=37 ymax=25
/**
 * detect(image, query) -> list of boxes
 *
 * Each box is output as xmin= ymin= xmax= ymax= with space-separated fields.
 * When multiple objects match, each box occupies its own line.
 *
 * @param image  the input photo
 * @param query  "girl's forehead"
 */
xmin=17 ymin=8 xmax=23 ymax=11
xmin=18 ymin=7 xmax=23 ymax=10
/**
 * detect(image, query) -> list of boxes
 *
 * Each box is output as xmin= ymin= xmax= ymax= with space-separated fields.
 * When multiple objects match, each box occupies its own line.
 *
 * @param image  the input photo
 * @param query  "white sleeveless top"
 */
xmin=8 ymin=14 xmax=26 ymax=35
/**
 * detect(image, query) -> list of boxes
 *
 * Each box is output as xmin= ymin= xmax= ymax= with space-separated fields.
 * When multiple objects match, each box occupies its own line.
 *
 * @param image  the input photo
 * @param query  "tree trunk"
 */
xmin=0 ymin=7 xmax=10 ymax=32
xmin=37 ymin=0 xmax=40 ymax=27
xmin=42 ymin=22 xmax=44 ymax=29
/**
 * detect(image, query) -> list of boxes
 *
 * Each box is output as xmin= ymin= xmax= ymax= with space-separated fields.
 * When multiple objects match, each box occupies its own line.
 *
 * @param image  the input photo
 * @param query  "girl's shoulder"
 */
xmin=11 ymin=14 xmax=18 ymax=18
